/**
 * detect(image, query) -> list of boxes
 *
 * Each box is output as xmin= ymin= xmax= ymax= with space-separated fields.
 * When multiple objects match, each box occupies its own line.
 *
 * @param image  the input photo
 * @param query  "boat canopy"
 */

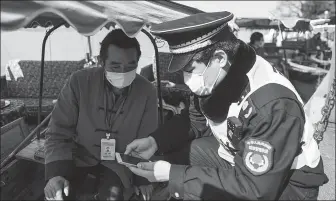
xmin=0 ymin=0 xmax=204 ymax=131
xmin=235 ymin=18 xmax=276 ymax=29
xmin=235 ymin=17 xmax=320 ymax=32
xmin=270 ymin=17 xmax=311 ymax=32
xmin=1 ymin=1 xmax=203 ymax=37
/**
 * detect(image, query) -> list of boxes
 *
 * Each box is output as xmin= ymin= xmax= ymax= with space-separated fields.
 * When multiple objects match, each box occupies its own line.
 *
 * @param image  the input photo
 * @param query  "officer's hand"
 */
xmin=44 ymin=176 xmax=70 ymax=200
xmin=129 ymin=161 xmax=171 ymax=183
xmin=125 ymin=136 xmax=158 ymax=160
xmin=129 ymin=162 xmax=157 ymax=182
xmin=135 ymin=184 xmax=154 ymax=201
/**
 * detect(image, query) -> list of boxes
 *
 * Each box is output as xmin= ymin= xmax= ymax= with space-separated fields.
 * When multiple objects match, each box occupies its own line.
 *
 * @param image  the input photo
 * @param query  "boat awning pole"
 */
xmin=87 ymin=36 xmax=93 ymax=58
xmin=37 ymin=22 xmax=65 ymax=139
xmin=141 ymin=29 xmax=164 ymax=125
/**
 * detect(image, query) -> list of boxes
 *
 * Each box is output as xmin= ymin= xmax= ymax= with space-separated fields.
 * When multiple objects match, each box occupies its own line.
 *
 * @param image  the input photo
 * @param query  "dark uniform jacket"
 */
xmin=44 ymin=67 xmax=158 ymax=187
xmin=150 ymin=42 xmax=328 ymax=200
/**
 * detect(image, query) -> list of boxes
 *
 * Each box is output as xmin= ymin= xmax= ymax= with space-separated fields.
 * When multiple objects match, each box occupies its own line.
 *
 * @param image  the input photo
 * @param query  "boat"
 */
xmin=1 ymin=2 xmax=335 ymax=200
xmin=236 ymin=16 xmax=333 ymax=103
xmin=0 ymin=1 xmax=203 ymax=200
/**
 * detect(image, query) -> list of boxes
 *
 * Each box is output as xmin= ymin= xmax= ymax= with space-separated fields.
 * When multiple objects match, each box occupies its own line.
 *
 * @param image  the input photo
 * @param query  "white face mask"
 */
xmin=105 ymin=69 xmax=136 ymax=89
xmin=183 ymin=65 xmax=222 ymax=96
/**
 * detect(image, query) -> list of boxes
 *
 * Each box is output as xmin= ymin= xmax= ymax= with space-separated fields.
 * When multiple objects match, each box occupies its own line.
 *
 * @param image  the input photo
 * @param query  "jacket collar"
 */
xmin=199 ymin=40 xmax=256 ymax=123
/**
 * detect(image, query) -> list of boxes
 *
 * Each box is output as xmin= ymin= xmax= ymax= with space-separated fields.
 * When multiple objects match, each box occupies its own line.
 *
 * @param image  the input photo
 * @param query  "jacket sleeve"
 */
xmin=134 ymin=85 xmax=158 ymax=186
xmin=167 ymin=98 xmax=305 ymax=200
xmin=150 ymin=95 xmax=212 ymax=154
xmin=44 ymin=73 xmax=79 ymax=181
xmin=136 ymin=85 xmax=158 ymax=138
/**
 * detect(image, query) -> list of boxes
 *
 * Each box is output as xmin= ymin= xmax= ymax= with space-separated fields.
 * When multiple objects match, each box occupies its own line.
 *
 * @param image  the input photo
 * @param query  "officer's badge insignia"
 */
xmin=244 ymin=107 xmax=252 ymax=118
xmin=242 ymin=101 xmax=248 ymax=111
xmin=243 ymin=138 xmax=274 ymax=176
xmin=228 ymin=129 xmax=233 ymax=138
xmin=239 ymin=97 xmax=256 ymax=120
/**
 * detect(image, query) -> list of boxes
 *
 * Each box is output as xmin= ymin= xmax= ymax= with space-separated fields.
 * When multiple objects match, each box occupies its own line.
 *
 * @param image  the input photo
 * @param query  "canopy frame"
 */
xmin=33 ymin=24 xmax=165 ymax=138
xmin=37 ymin=22 xmax=66 ymax=139
xmin=141 ymin=29 xmax=164 ymax=124
xmin=1 ymin=24 xmax=166 ymax=168
xmin=0 ymin=0 xmax=206 ymax=169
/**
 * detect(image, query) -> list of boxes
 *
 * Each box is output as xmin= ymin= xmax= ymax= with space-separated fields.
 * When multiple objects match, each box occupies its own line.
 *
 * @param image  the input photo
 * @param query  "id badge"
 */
xmin=101 ymin=138 xmax=116 ymax=160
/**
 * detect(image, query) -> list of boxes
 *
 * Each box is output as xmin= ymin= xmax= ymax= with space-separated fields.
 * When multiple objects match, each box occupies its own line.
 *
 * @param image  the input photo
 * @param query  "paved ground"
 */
xmin=318 ymin=122 xmax=335 ymax=200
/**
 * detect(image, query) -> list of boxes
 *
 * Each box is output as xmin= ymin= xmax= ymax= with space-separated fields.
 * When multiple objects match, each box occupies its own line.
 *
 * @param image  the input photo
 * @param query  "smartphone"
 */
xmin=116 ymin=153 xmax=150 ymax=167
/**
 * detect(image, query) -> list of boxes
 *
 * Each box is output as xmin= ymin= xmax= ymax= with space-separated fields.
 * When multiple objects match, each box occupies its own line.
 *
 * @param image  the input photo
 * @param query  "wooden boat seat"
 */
xmin=16 ymin=138 xmax=45 ymax=164
xmin=1 ymin=117 xmax=29 ymax=163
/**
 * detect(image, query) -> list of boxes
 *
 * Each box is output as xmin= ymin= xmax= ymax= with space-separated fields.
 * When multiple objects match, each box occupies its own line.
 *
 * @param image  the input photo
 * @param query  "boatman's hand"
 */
xmin=128 ymin=161 xmax=171 ymax=182
xmin=125 ymin=136 xmax=158 ymax=160
xmin=134 ymin=184 xmax=154 ymax=201
xmin=44 ymin=176 xmax=69 ymax=200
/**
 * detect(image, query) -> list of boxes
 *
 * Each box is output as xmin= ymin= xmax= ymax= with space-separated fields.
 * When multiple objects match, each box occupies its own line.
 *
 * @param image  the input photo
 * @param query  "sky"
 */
xmin=1 ymin=1 xmax=279 ymax=75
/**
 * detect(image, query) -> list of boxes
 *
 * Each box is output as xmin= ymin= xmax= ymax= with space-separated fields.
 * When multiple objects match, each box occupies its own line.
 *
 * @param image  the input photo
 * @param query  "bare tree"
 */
xmin=272 ymin=1 xmax=304 ymax=18
xmin=272 ymin=1 xmax=335 ymax=19
xmin=300 ymin=1 xmax=335 ymax=19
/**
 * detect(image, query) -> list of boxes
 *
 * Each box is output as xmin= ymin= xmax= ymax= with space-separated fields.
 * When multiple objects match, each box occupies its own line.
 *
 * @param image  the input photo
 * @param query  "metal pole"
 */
xmin=87 ymin=36 xmax=93 ymax=58
xmin=278 ymin=20 xmax=289 ymax=78
xmin=0 ymin=113 xmax=52 ymax=169
xmin=141 ymin=29 xmax=164 ymax=125
xmin=37 ymin=22 xmax=65 ymax=139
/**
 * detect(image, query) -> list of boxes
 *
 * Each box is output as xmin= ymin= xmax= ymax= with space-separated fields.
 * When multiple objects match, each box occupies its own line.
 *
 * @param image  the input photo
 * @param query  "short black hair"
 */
xmin=191 ymin=26 xmax=240 ymax=64
xmin=250 ymin=32 xmax=264 ymax=45
xmin=99 ymin=29 xmax=141 ymax=62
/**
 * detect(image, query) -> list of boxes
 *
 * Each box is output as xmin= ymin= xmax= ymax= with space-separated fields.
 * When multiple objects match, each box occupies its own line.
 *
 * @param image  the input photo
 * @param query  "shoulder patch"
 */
xmin=243 ymin=138 xmax=274 ymax=176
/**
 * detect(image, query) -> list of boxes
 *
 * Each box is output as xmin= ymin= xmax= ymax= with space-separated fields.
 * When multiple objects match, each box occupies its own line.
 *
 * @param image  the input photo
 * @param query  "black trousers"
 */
xmin=67 ymin=164 xmax=124 ymax=200
xmin=164 ymin=136 xmax=319 ymax=200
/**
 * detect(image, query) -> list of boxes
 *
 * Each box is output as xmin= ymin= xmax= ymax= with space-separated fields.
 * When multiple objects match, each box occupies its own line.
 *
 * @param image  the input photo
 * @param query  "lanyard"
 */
xmin=107 ymin=97 xmax=126 ymax=130
xmin=104 ymin=87 xmax=130 ymax=133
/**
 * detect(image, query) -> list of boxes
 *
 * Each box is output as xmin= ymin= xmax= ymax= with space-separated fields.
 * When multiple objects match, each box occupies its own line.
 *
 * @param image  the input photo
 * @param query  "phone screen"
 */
xmin=116 ymin=153 xmax=149 ymax=166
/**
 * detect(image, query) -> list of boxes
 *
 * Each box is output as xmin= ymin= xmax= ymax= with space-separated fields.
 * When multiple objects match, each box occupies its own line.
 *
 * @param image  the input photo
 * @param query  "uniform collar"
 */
xmin=199 ymin=41 xmax=256 ymax=123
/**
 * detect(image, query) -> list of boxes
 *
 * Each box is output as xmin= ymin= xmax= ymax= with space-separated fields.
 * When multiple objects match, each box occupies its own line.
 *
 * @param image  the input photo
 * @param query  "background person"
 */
xmin=249 ymin=31 xmax=267 ymax=57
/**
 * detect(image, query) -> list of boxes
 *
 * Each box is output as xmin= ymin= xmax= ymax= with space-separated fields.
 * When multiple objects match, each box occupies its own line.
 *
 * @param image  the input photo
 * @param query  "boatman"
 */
xmin=125 ymin=11 xmax=329 ymax=200
xmin=44 ymin=29 xmax=157 ymax=200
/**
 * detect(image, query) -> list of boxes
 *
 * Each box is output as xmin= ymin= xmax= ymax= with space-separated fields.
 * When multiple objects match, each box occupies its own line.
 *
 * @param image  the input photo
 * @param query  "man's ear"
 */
xmin=212 ymin=50 xmax=229 ymax=68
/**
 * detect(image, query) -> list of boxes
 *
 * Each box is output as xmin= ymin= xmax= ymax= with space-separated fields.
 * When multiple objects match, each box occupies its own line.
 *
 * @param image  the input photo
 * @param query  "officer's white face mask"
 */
xmin=105 ymin=69 xmax=136 ymax=89
xmin=183 ymin=63 xmax=222 ymax=96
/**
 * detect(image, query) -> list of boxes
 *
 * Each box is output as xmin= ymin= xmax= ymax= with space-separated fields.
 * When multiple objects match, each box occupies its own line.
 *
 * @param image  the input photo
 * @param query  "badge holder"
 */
xmin=101 ymin=133 xmax=116 ymax=160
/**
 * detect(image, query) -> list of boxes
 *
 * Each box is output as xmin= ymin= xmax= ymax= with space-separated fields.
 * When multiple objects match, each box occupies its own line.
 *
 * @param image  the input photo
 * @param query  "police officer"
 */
xmin=125 ymin=11 xmax=328 ymax=200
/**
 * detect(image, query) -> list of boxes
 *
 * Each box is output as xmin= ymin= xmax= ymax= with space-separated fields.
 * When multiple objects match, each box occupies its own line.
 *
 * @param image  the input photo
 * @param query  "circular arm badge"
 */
xmin=243 ymin=138 xmax=274 ymax=176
